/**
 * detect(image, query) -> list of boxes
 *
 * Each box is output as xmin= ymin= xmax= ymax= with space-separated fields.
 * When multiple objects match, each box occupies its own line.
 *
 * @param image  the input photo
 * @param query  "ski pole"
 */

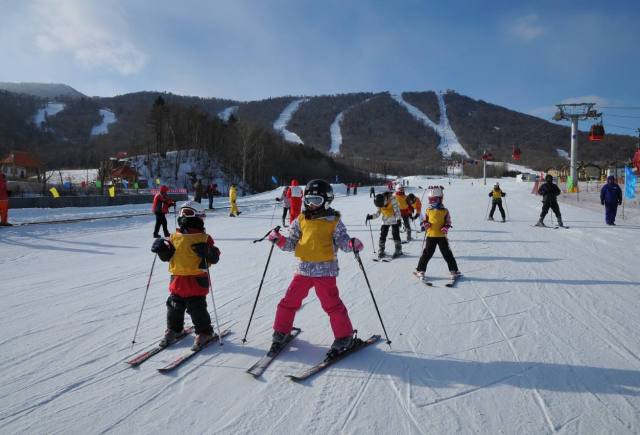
xmin=352 ymin=241 xmax=392 ymax=346
xmin=174 ymin=204 xmax=178 ymax=231
xmin=366 ymin=219 xmax=376 ymax=254
xmin=484 ymin=198 xmax=491 ymax=220
xmin=504 ymin=196 xmax=509 ymax=220
xmin=131 ymin=254 xmax=157 ymax=348
xmin=269 ymin=202 xmax=277 ymax=226
xmin=205 ymin=263 xmax=223 ymax=345
xmin=242 ymin=226 xmax=281 ymax=343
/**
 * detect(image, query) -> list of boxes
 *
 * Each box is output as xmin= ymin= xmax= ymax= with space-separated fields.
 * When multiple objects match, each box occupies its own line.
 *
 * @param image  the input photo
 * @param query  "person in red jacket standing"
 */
xmin=286 ymin=179 xmax=303 ymax=224
xmin=152 ymin=185 xmax=175 ymax=238
xmin=0 ymin=173 xmax=10 ymax=226
xmin=151 ymin=201 xmax=221 ymax=350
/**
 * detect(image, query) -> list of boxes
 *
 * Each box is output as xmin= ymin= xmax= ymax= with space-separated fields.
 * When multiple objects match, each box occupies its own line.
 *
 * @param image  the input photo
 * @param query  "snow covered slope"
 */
xmin=1 ymin=178 xmax=639 ymax=434
xmin=273 ymin=98 xmax=307 ymax=144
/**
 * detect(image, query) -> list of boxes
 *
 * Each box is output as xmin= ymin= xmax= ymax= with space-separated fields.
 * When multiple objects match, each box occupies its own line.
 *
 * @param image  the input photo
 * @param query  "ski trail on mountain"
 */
xmin=218 ymin=105 xmax=238 ymax=122
xmin=329 ymin=96 xmax=376 ymax=155
xmin=273 ymin=98 xmax=308 ymax=144
xmin=392 ymin=92 xmax=469 ymax=158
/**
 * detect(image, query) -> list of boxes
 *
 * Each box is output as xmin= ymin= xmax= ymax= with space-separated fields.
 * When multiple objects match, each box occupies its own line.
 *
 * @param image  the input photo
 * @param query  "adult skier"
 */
xmin=536 ymin=174 xmax=563 ymax=227
xmin=413 ymin=186 xmax=461 ymax=282
xmin=366 ymin=191 xmax=403 ymax=259
xmin=229 ymin=183 xmax=241 ymax=217
xmin=152 ymin=185 xmax=175 ymax=238
xmin=275 ymin=185 xmax=291 ymax=227
xmin=600 ymin=175 xmax=623 ymax=225
xmin=286 ymin=179 xmax=303 ymax=223
xmin=150 ymin=201 xmax=221 ymax=350
xmin=488 ymin=183 xmax=506 ymax=222
xmin=266 ymin=179 xmax=363 ymax=357
xmin=0 ymin=172 xmax=10 ymax=226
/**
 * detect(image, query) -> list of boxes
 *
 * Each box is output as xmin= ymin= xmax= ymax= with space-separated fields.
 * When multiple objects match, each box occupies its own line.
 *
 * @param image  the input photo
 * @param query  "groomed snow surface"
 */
xmin=1 ymin=177 xmax=640 ymax=434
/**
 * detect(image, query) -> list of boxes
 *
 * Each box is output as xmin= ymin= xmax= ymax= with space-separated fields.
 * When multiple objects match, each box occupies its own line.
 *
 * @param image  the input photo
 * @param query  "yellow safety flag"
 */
xmin=108 ymin=186 xmax=116 ymax=198
xmin=49 ymin=187 xmax=60 ymax=198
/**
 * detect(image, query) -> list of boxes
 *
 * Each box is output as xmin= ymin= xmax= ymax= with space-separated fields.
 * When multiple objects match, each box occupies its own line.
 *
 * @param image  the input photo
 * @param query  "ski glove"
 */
xmin=348 ymin=238 xmax=364 ymax=252
xmin=191 ymin=243 xmax=221 ymax=264
xmin=420 ymin=220 xmax=431 ymax=230
xmin=601 ymin=201 xmax=605 ymax=205
xmin=267 ymin=230 xmax=286 ymax=248
xmin=441 ymin=226 xmax=450 ymax=234
xmin=365 ymin=214 xmax=373 ymax=223
xmin=151 ymin=238 xmax=175 ymax=261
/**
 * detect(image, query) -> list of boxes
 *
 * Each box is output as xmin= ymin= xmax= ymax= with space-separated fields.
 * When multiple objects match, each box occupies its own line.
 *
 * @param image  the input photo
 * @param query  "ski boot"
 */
xmin=557 ymin=218 xmax=564 ymax=227
xmin=391 ymin=241 xmax=403 ymax=259
xmin=192 ymin=332 xmax=214 ymax=351
xmin=535 ymin=219 xmax=545 ymax=227
xmin=269 ymin=331 xmax=288 ymax=355
xmin=325 ymin=333 xmax=358 ymax=360
xmin=159 ymin=329 xmax=181 ymax=348
xmin=488 ymin=216 xmax=494 ymax=221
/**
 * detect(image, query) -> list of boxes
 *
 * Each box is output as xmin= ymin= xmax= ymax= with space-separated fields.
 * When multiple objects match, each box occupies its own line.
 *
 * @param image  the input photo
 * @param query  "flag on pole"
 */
xmin=95 ymin=180 xmax=102 ymax=188
xmin=49 ymin=187 xmax=60 ymax=198
xmin=566 ymin=176 xmax=574 ymax=192
xmin=271 ymin=175 xmax=278 ymax=185
xmin=108 ymin=186 xmax=116 ymax=198
xmin=625 ymin=166 xmax=637 ymax=199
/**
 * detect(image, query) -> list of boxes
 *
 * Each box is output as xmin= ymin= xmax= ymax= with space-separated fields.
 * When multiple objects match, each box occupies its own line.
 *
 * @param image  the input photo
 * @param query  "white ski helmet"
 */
xmin=178 ymin=201 xmax=206 ymax=219
xmin=427 ymin=185 xmax=444 ymax=204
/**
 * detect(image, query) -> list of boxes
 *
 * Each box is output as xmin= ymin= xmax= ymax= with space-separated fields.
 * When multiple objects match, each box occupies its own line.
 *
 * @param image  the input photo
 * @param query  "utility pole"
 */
xmin=552 ymin=103 xmax=601 ymax=192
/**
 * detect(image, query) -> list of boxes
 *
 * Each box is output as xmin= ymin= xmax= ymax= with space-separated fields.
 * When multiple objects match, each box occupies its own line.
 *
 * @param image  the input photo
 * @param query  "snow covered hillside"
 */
xmin=1 ymin=178 xmax=639 ymax=434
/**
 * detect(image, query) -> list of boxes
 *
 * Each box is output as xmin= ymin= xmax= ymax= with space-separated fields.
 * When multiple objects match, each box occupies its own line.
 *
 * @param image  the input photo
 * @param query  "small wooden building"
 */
xmin=0 ymin=151 xmax=42 ymax=179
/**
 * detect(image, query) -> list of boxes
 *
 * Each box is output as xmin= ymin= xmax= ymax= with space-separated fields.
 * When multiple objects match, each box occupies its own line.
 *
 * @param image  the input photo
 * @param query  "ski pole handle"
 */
xmin=253 ymin=225 xmax=281 ymax=243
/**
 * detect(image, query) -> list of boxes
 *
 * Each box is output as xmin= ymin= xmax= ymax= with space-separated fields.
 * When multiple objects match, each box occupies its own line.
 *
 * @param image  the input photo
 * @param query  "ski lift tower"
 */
xmin=552 ymin=103 xmax=600 ymax=191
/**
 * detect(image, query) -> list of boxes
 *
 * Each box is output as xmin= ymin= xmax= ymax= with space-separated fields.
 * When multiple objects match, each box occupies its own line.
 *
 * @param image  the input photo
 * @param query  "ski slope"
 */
xmin=1 ymin=178 xmax=639 ymax=434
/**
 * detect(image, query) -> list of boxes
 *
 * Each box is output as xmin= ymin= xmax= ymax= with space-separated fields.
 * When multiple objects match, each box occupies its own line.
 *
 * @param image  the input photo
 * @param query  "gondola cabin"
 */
xmin=512 ymin=147 xmax=521 ymax=161
xmin=589 ymin=124 xmax=605 ymax=141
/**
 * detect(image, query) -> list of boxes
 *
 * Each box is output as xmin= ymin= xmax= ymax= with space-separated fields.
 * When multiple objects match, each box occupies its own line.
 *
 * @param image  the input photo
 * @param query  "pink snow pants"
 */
xmin=274 ymin=275 xmax=353 ymax=338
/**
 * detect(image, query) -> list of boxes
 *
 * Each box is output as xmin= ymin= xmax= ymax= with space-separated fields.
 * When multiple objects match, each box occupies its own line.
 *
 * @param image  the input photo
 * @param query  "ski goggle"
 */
xmin=178 ymin=207 xmax=205 ymax=218
xmin=303 ymin=195 xmax=325 ymax=207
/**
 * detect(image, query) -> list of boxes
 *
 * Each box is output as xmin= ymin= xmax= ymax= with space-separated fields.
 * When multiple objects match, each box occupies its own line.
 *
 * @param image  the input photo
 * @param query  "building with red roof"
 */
xmin=0 ymin=151 xmax=42 ymax=179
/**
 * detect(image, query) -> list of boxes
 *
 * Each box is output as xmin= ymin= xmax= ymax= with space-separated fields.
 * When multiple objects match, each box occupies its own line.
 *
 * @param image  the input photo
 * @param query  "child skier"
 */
xmin=366 ymin=191 xmax=403 ymax=259
xmin=536 ymin=174 xmax=563 ymax=227
xmin=151 ymin=201 xmax=221 ymax=350
xmin=407 ymin=193 xmax=423 ymax=223
xmin=152 ymin=185 xmax=175 ymax=238
xmin=488 ymin=183 xmax=506 ymax=222
xmin=267 ymin=179 xmax=363 ymax=357
xmin=600 ymin=175 xmax=623 ymax=225
xmin=413 ymin=186 xmax=460 ymax=282
xmin=394 ymin=185 xmax=412 ymax=242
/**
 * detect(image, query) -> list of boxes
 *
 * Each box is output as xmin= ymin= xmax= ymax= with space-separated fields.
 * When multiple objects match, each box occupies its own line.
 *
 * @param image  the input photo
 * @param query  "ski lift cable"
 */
xmin=604 ymin=122 xmax=637 ymax=131
xmin=602 ymin=113 xmax=640 ymax=119
xmin=597 ymin=106 xmax=640 ymax=110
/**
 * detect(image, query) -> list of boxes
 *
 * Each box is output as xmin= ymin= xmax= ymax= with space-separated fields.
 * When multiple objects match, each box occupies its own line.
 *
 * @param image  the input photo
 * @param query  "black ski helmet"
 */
xmin=303 ymin=179 xmax=334 ymax=209
xmin=545 ymin=174 xmax=553 ymax=182
xmin=373 ymin=193 xmax=386 ymax=208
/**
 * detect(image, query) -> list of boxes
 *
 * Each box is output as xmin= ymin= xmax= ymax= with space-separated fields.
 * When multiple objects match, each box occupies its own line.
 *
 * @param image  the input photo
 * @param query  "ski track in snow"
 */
xmin=1 ymin=179 xmax=639 ymax=433
xmin=273 ymin=98 xmax=307 ymax=144
xmin=392 ymin=93 xmax=469 ymax=158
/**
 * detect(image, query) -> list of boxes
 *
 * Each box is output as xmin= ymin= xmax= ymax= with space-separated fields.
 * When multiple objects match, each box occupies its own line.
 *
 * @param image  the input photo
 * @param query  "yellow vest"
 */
xmin=491 ymin=190 xmax=502 ymax=199
xmin=426 ymin=208 xmax=448 ymax=237
xmin=294 ymin=214 xmax=339 ymax=262
xmin=169 ymin=232 xmax=210 ymax=275
xmin=395 ymin=193 xmax=408 ymax=210
xmin=380 ymin=202 xmax=395 ymax=218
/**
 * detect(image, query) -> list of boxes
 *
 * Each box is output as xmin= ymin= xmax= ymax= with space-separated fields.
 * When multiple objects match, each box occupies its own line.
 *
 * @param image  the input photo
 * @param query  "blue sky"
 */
xmin=1 ymin=0 xmax=639 ymax=135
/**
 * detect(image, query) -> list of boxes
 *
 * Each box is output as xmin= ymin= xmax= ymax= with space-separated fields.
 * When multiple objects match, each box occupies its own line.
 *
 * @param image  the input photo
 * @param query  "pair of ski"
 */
xmin=532 ymin=223 xmax=570 ymax=229
xmin=246 ymin=328 xmax=381 ymax=381
xmin=126 ymin=328 xmax=231 ymax=372
xmin=413 ymin=271 xmax=461 ymax=288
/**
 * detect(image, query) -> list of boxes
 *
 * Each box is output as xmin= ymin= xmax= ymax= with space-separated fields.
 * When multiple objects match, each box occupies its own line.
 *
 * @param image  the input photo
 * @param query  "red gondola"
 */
xmin=512 ymin=146 xmax=521 ymax=161
xmin=589 ymin=123 xmax=605 ymax=141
